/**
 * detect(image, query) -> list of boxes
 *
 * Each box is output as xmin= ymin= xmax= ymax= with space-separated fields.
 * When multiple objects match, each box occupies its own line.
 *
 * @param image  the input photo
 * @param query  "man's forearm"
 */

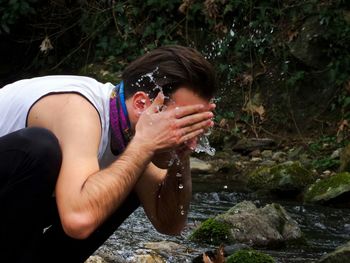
xmin=58 ymin=137 xmax=154 ymax=238
xmin=136 ymin=155 xmax=192 ymax=235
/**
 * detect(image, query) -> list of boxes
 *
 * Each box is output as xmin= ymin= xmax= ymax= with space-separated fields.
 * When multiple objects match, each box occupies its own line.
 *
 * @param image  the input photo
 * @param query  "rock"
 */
xmin=232 ymin=138 xmax=276 ymax=154
xmin=85 ymin=255 xmax=108 ymax=263
xmin=209 ymin=127 xmax=239 ymax=151
xmin=271 ymin=152 xmax=287 ymax=163
xmin=261 ymin=150 xmax=273 ymax=159
xmin=190 ymin=157 xmax=214 ymax=174
xmin=304 ymin=172 xmax=350 ymax=205
xmin=330 ymin=148 xmax=342 ymax=159
xmin=288 ymin=16 xmax=329 ymax=69
xmin=318 ymin=241 xmax=350 ymax=263
xmin=144 ymin=241 xmax=185 ymax=253
xmin=247 ymin=161 xmax=315 ymax=196
xmin=260 ymin=160 xmax=277 ymax=167
xmin=216 ymin=201 xmax=302 ymax=248
xmin=226 ymin=249 xmax=275 ymax=263
xmin=191 ymin=201 xmax=303 ymax=248
xmin=131 ymin=254 xmax=165 ymax=263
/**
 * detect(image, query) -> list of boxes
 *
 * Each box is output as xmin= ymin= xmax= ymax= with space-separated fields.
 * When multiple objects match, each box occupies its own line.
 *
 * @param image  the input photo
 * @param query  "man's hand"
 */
xmin=134 ymin=92 xmax=215 ymax=156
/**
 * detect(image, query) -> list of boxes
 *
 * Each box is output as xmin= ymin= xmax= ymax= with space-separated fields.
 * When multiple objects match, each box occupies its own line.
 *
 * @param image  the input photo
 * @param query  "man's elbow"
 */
xmin=154 ymin=222 xmax=185 ymax=236
xmin=60 ymin=212 xmax=97 ymax=240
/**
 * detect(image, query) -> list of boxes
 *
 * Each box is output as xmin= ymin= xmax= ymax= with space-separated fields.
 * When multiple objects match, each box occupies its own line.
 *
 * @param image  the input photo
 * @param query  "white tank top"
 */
xmin=0 ymin=75 xmax=115 ymax=163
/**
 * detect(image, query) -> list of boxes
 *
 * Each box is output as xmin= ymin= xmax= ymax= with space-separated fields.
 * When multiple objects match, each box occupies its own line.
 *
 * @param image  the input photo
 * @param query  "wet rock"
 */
xmin=247 ymin=161 xmax=315 ymax=196
xmin=143 ymin=241 xmax=185 ymax=253
xmin=226 ymin=249 xmax=275 ymax=263
xmin=232 ymin=138 xmax=276 ymax=155
xmin=216 ymin=201 xmax=302 ymax=248
xmin=304 ymin=172 xmax=350 ymax=206
xmin=318 ymin=241 xmax=350 ymax=263
xmin=190 ymin=157 xmax=215 ymax=174
xmin=191 ymin=201 xmax=302 ymax=248
xmin=85 ymin=255 xmax=108 ymax=263
xmin=131 ymin=254 xmax=165 ymax=263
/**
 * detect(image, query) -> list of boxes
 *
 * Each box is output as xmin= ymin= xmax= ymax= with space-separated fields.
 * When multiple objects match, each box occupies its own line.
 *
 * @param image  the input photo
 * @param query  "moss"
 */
xmin=304 ymin=172 xmax=350 ymax=203
xmin=189 ymin=218 xmax=232 ymax=245
xmin=247 ymin=161 xmax=315 ymax=192
xmin=226 ymin=249 xmax=275 ymax=263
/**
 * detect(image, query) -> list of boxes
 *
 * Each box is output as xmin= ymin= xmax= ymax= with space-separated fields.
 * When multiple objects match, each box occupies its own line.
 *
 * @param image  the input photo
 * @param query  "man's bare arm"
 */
xmin=135 ymin=155 xmax=191 ymax=235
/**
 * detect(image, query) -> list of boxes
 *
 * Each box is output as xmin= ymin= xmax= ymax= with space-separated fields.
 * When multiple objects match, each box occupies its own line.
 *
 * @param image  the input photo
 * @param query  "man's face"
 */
xmin=165 ymin=86 xmax=212 ymax=150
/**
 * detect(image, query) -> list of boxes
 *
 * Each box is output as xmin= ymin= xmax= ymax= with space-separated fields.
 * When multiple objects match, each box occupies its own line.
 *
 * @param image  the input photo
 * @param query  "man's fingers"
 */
xmin=174 ymin=104 xmax=205 ymax=118
xmin=179 ymin=129 xmax=203 ymax=144
xmin=176 ymin=111 xmax=213 ymax=127
xmin=181 ymin=119 xmax=213 ymax=135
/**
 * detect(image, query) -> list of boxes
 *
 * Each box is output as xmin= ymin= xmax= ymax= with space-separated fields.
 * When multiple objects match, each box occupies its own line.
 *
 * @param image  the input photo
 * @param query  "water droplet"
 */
xmin=178 ymin=184 xmax=184 ymax=189
xmin=223 ymin=185 xmax=228 ymax=189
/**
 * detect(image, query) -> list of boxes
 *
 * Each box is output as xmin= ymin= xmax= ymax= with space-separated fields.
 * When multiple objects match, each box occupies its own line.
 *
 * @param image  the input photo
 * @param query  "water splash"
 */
xmin=194 ymin=129 xmax=216 ymax=156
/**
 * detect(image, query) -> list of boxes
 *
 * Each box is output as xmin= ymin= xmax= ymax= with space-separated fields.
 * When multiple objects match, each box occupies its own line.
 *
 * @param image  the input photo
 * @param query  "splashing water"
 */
xmin=194 ymin=128 xmax=216 ymax=156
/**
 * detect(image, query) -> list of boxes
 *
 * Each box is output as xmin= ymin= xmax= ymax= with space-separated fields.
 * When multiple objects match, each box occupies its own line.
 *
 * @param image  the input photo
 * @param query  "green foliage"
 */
xmin=189 ymin=218 xmax=232 ymax=245
xmin=226 ymin=249 xmax=275 ymax=263
xmin=0 ymin=0 xmax=37 ymax=33
xmin=308 ymin=136 xmax=348 ymax=171
xmin=1 ymin=0 xmax=350 ymax=132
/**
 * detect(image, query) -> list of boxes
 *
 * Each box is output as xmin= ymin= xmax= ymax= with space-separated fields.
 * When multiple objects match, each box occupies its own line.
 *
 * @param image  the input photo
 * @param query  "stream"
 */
xmin=94 ymin=182 xmax=350 ymax=263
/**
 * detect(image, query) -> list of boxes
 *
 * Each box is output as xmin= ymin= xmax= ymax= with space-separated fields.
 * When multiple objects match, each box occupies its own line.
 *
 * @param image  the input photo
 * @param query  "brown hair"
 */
xmin=122 ymin=45 xmax=217 ymax=100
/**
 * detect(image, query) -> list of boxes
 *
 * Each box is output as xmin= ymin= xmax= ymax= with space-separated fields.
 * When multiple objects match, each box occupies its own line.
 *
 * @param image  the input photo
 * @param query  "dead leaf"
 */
xmin=337 ymin=119 xmax=349 ymax=137
xmin=287 ymin=30 xmax=299 ymax=42
xmin=179 ymin=0 xmax=193 ymax=14
xmin=242 ymin=101 xmax=265 ymax=121
xmin=203 ymin=253 xmax=213 ymax=263
xmin=39 ymin=36 xmax=53 ymax=54
xmin=202 ymin=245 xmax=225 ymax=263
xmin=242 ymin=73 xmax=253 ymax=86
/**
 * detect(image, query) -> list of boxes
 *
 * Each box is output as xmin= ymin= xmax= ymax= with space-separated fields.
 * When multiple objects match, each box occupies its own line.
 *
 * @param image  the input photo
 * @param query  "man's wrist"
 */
xmin=130 ymin=135 xmax=155 ymax=159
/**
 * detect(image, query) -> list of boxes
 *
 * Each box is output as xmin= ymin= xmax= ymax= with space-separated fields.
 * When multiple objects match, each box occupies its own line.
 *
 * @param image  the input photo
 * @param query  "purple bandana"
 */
xmin=109 ymin=82 xmax=131 ymax=155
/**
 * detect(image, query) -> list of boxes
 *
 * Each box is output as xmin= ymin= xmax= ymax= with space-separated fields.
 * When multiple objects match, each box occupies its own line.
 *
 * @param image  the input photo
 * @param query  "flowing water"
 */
xmin=95 ymin=187 xmax=350 ymax=263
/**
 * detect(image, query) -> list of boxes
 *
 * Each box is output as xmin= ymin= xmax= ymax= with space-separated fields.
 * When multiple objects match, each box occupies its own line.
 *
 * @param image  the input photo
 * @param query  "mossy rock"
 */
xmin=247 ymin=161 xmax=315 ymax=194
xmin=189 ymin=218 xmax=232 ymax=245
xmin=304 ymin=172 xmax=350 ymax=203
xmin=318 ymin=241 xmax=350 ymax=263
xmin=226 ymin=249 xmax=275 ymax=263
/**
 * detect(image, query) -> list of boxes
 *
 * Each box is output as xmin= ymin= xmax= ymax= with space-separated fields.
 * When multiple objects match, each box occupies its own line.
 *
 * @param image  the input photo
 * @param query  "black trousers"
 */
xmin=0 ymin=127 xmax=139 ymax=263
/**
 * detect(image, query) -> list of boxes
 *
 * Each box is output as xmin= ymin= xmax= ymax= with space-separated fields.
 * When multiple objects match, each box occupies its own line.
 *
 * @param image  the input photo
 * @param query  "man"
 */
xmin=0 ymin=45 xmax=216 ymax=262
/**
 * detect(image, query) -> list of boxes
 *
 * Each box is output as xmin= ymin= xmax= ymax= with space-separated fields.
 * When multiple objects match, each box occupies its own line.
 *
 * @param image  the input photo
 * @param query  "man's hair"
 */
xmin=122 ymin=45 xmax=217 ymax=100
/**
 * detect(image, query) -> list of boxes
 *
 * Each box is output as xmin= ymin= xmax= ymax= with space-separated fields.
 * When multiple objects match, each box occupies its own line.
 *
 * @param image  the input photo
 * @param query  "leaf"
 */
xmin=287 ymin=29 xmax=299 ymax=42
xmin=202 ymin=245 xmax=225 ymax=263
xmin=203 ymin=253 xmax=213 ymax=263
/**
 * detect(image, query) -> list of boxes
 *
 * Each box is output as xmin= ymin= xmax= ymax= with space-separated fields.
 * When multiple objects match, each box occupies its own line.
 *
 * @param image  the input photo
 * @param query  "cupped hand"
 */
xmin=134 ymin=92 xmax=214 ymax=155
